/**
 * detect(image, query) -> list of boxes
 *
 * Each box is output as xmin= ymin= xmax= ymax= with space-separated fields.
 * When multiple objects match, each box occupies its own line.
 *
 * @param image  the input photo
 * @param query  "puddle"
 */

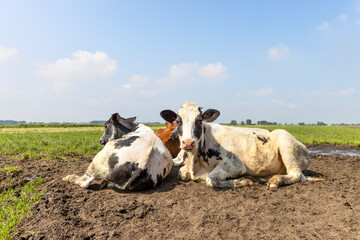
xmin=309 ymin=149 xmax=360 ymax=157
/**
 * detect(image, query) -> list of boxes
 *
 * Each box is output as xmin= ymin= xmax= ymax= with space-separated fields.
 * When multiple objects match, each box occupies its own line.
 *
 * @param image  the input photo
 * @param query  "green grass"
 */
xmin=0 ymin=130 xmax=104 ymax=160
xmin=234 ymin=125 xmax=360 ymax=146
xmin=0 ymin=123 xmax=103 ymax=129
xmin=0 ymin=166 xmax=20 ymax=174
xmin=0 ymin=177 xmax=44 ymax=240
xmin=0 ymin=124 xmax=359 ymax=161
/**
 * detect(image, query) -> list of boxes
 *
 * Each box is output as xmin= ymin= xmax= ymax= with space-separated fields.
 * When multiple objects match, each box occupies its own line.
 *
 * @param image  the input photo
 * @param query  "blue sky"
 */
xmin=1 ymin=1 xmax=360 ymax=124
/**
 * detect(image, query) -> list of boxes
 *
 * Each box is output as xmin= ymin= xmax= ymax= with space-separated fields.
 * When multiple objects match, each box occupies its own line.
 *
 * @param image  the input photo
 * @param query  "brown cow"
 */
xmin=156 ymin=122 xmax=180 ymax=158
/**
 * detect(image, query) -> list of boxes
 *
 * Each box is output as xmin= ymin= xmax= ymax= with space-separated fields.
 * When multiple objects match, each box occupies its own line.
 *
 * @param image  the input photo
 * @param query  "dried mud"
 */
xmin=1 ymin=144 xmax=359 ymax=239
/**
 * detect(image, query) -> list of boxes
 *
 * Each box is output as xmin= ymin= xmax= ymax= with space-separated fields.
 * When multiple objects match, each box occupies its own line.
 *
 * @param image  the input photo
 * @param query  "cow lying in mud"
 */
xmin=63 ymin=113 xmax=173 ymax=190
xmin=161 ymin=102 xmax=319 ymax=189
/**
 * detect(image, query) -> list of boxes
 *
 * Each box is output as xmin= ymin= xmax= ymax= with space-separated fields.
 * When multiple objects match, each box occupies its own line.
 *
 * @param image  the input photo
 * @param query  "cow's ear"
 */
xmin=126 ymin=116 xmax=136 ymax=123
xmin=160 ymin=110 xmax=177 ymax=123
xmin=111 ymin=113 xmax=121 ymax=122
xmin=202 ymin=109 xmax=220 ymax=122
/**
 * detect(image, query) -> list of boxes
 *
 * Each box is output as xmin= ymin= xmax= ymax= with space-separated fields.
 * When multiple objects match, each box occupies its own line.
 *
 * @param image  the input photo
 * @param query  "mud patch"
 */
xmin=2 ymin=144 xmax=358 ymax=239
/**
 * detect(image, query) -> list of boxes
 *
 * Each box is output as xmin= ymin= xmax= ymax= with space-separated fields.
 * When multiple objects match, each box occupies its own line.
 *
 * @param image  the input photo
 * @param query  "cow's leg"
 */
xmin=173 ymin=150 xmax=185 ymax=166
xmin=267 ymin=171 xmax=304 ymax=189
xmin=205 ymin=159 xmax=253 ymax=188
xmin=62 ymin=170 xmax=95 ymax=188
xmin=267 ymin=143 xmax=310 ymax=189
xmin=179 ymin=164 xmax=191 ymax=181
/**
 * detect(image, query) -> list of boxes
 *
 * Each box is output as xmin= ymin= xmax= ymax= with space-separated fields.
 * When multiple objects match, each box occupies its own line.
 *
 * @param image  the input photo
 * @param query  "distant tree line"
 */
xmin=228 ymin=119 xmax=360 ymax=126
xmin=229 ymin=119 xmax=278 ymax=125
xmin=1 ymin=119 xmax=359 ymax=126
xmin=0 ymin=120 xmax=26 ymax=125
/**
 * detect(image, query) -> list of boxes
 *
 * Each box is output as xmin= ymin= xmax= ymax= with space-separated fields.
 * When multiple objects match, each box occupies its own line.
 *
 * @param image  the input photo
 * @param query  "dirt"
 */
xmin=1 ymin=144 xmax=359 ymax=240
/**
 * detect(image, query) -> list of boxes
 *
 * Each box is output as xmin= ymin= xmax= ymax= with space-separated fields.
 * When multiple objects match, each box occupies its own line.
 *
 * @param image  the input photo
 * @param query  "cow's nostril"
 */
xmin=182 ymin=139 xmax=195 ymax=150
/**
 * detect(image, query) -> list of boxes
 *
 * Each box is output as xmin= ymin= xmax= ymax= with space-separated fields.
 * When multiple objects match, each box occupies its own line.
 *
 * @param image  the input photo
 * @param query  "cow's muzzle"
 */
xmin=182 ymin=139 xmax=195 ymax=150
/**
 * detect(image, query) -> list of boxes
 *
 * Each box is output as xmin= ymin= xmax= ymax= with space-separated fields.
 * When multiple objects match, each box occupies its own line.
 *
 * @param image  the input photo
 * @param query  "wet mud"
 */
xmin=1 ymin=144 xmax=359 ymax=239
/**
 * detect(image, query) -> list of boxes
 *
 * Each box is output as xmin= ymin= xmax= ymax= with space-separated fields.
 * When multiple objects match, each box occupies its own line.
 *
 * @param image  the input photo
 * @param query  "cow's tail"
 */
xmin=301 ymin=173 xmax=326 ymax=183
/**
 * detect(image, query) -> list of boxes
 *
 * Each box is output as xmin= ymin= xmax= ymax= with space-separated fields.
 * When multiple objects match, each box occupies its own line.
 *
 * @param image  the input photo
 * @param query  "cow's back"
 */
xmin=107 ymin=125 xmax=173 ymax=190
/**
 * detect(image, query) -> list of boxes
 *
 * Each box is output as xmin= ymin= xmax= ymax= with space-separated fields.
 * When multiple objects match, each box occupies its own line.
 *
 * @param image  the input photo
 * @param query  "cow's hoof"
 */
xmin=205 ymin=177 xmax=214 ymax=187
xmin=179 ymin=171 xmax=191 ymax=182
xmin=268 ymin=183 xmax=278 ymax=189
xmin=62 ymin=174 xmax=77 ymax=182
xmin=234 ymin=179 xmax=254 ymax=188
xmin=267 ymin=176 xmax=281 ymax=190
xmin=266 ymin=181 xmax=279 ymax=190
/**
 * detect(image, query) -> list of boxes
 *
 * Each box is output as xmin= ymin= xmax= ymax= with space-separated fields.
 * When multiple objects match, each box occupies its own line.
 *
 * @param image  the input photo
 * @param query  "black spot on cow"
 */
xmin=109 ymin=153 xmax=119 ymax=169
xmin=227 ymin=152 xmax=238 ymax=163
xmin=197 ymin=139 xmax=208 ymax=164
xmin=193 ymin=114 xmax=203 ymax=139
xmin=114 ymin=136 xmax=140 ymax=149
xmin=126 ymin=168 xmax=154 ymax=190
xmin=206 ymin=148 xmax=222 ymax=161
xmin=183 ymin=151 xmax=188 ymax=161
xmin=163 ymin=167 xmax=166 ymax=175
xmin=253 ymin=132 xmax=256 ymax=134
xmin=108 ymin=161 xmax=136 ymax=187
xmin=176 ymin=116 xmax=183 ymax=137
xmin=256 ymin=136 xmax=269 ymax=145
xmin=107 ymin=161 xmax=158 ymax=191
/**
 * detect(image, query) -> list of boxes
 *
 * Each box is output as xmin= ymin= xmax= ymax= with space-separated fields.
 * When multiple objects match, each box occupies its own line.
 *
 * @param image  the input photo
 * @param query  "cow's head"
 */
xmin=160 ymin=103 xmax=220 ymax=152
xmin=99 ymin=113 xmax=137 ymax=145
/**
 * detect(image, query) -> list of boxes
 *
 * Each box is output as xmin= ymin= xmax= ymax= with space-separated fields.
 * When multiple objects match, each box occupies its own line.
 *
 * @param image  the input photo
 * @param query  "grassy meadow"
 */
xmin=0 ymin=123 xmax=359 ymax=238
xmin=0 ymin=124 xmax=359 ymax=161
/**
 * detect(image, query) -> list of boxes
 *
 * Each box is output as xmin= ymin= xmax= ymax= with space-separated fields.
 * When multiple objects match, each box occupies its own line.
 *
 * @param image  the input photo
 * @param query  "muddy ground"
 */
xmin=1 ymin=144 xmax=359 ymax=239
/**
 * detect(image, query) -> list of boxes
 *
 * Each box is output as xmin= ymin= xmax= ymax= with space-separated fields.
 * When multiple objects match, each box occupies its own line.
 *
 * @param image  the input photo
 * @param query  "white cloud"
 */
xmin=169 ymin=62 xmax=199 ymax=79
xmin=122 ymin=75 xmax=151 ymax=90
xmin=121 ymin=61 xmax=229 ymax=97
xmin=330 ymin=88 xmax=356 ymax=97
xmin=337 ymin=14 xmax=347 ymax=23
xmin=158 ymin=61 xmax=230 ymax=86
xmin=198 ymin=62 xmax=230 ymax=79
xmin=37 ymin=50 xmax=117 ymax=80
xmin=267 ymin=44 xmax=290 ymax=60
xmin=248 ymin=87 xmax=274 ymax=96
xmin=0 ymin=46 xmax=19 ymax=63
xmin=270 ymin=99 xmax=297 ymax=109
xmin=317 ymin=21 xmax=330 ymax=30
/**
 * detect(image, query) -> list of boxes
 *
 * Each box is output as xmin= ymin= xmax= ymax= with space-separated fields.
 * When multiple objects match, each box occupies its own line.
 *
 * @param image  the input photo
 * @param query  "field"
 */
xmin=1 ymin=125 xmax=360 ymax=239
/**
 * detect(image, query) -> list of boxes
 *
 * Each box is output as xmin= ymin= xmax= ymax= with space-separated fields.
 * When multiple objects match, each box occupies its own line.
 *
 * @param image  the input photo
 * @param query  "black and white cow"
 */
xmin=63 ymin=113 xmax=173 ymax=191
xmin=161 ymin=102 xmax=319 ymax=189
